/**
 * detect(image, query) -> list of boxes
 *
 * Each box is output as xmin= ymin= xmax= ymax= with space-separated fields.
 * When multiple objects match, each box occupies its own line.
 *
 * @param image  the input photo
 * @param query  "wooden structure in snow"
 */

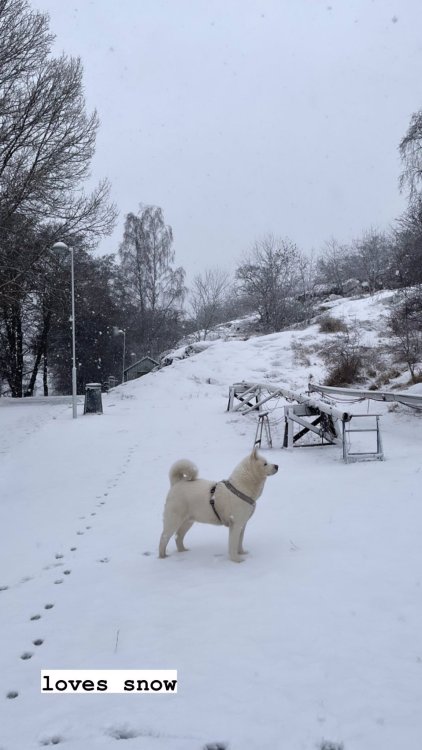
xmin=227 ymin=381 xmax=384 ymax=462
xmin=254 ymin=412 xmax=273 ymax=449
xmin=124 ymin=356 xmax=159 ymax=382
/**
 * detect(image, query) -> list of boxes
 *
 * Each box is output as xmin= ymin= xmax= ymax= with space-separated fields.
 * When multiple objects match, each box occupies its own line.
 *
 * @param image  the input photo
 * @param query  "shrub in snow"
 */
xmin=320 ymin=327 xmax=364 ymax=386
xmin=291 ymin=338 xmax=313 ymax=367
xmin=374 ymin=367 xmax=403 ymax=388
xmin=343 ymin=277 xmax=362 ymax=295
xmin=318 ymin=315 xmax=349 ymax=334
xmin=387 ymin=287 xmax=422 ymax=382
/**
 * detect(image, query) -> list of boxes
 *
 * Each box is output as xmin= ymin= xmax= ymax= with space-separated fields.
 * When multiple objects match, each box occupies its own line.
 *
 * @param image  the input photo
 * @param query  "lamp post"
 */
xmin=113 ymin=327 xmax=126 ymax=383
xmin=52 ymin=242 xmax=77 ymax=419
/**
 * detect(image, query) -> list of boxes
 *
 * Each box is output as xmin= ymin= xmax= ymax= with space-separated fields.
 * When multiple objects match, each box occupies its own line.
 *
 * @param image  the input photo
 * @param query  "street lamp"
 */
xmin=113 ymin=327 xmax=126 ymax=383
xmin=52 ymin=242 xmax=77 ymax=419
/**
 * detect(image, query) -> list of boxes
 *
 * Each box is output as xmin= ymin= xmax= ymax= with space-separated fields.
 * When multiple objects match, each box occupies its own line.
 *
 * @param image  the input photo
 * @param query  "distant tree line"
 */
xmin=1 ymin=0 xmax=422 ymax=395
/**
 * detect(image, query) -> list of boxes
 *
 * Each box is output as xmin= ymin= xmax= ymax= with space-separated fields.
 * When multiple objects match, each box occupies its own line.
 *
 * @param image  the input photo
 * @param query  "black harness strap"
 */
xmin=221 ymin=480 xmax=256 ymax=507
xmin=209 ymin=484 xmax=225 ymax=525
xmin=209 ymin=480 xmax=256 ymax=525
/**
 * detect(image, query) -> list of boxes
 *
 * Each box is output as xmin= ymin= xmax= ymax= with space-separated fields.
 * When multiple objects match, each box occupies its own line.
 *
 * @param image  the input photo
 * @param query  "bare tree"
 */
xmin=189 ymin=267 xmax=230 ymax=339
xmin=399 ymin=109 xmax=422 ymax=202
xmin=119 ymin=205 xmax=186 ymax=355
xmin=0 ymin=0 xmax=116 ymax=252
xmin=0 ymin=0 xmax=52 ymax=91
xmin=387 ymin=287 xmax=422 ymax=382
xmin=296 ymin=251 xmax=317 ymax=320
xmin=236 ymin=235 xmax=302 ymax=332
xmin=386 ymin=108 xmax=422 ymax=290
xmin=316 ymin=238 xmax=350 ymax=293
xmin=0 ymin=56 xmax=115 ymax=236
xmin=0 ymin=0 xmax=116 ymax=394
xmin=353 ymin=229 xmax=390 ymax=293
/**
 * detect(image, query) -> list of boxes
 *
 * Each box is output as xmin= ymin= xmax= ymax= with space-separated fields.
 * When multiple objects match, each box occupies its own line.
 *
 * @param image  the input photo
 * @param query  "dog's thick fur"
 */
xmin=159 ymin=448 xmax=278 ymax=562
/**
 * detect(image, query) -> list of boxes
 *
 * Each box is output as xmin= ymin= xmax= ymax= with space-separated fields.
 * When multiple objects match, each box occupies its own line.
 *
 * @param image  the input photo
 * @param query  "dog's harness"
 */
xmin=209 ymin=481 xmax=256 ymax=526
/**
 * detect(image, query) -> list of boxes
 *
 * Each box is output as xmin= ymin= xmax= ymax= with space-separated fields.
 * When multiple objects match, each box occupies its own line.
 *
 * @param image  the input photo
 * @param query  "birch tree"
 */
xmin=119 ymin=205 xmax=186 ymax=355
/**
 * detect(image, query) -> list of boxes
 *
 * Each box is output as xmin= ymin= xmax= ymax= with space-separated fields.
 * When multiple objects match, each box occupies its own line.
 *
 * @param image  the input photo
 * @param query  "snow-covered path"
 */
xmin=1 ymin=304 xmax=422 ymax=749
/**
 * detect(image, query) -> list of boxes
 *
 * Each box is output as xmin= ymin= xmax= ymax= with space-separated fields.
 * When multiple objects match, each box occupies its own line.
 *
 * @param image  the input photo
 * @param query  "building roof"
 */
xmin=124 ymin=356 xmax=159 ymax=374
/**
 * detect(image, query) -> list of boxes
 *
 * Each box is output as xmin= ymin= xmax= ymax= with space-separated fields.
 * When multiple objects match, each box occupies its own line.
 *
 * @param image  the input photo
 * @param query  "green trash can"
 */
xmin=84 ymin=383 xmax=103 ymax=414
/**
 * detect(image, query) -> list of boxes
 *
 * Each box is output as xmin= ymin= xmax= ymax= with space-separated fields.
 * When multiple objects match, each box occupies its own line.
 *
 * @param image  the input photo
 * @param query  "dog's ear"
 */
xmin=251 ymin=445 xmax=258 ymax=460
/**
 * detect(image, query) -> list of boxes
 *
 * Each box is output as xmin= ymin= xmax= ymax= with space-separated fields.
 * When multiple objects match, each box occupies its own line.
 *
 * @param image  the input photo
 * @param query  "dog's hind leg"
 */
xmin=159 ymin=509 xmax=182 ymax=558
xmin=228 ymin=523 xmax=245 ymax=563
xmin=237 ymin=524 xmax=249 ymax=555
xmin=175 ymin=519 xmax=194 ymax=552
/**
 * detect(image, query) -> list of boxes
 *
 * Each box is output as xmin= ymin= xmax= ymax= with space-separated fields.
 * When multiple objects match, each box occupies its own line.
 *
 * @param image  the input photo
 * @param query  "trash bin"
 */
xmin=84 ymin=383 xmax=103 ymax=414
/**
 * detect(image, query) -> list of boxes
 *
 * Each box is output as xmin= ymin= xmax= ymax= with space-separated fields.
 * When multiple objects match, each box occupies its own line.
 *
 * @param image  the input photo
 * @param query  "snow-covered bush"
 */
xmin=318 ymin=315 xmax=349 ymax=333
xmin=320 ymin=327 xmax=364 ymax=386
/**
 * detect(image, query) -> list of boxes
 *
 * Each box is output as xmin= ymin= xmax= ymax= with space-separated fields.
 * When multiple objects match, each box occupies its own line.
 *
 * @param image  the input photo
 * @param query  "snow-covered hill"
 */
xmin=1 ymin=291 xmax=421 ymax=750
xmin=164 ymin=289 xmax=409 ymax=391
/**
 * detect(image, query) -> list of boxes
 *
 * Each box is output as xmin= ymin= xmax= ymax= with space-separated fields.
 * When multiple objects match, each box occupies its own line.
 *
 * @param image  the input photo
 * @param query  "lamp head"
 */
xmin=51 ymin=241 xmax=69 ymax=252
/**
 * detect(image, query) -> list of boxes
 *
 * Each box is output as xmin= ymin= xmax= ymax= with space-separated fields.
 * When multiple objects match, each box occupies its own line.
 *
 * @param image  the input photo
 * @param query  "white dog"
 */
xmin=159 ymin=448 xmax=278 ymax=562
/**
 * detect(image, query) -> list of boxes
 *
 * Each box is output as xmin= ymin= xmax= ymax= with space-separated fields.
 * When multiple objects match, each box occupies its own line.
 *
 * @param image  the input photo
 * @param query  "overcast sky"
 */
xmin=32 ymin=0 xmax=422 ymax=279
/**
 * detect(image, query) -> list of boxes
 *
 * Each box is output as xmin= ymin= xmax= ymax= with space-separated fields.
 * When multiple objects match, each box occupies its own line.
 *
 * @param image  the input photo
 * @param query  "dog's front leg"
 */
xmin=238 ymin=524 xmax=249 ymax=555
xmin=228 ymin=522 xmax=245 ymax=563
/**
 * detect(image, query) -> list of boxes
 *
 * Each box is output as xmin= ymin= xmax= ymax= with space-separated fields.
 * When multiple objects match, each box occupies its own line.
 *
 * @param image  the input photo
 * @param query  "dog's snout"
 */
xmin=274 ymin=464 xmax=279 ymax=472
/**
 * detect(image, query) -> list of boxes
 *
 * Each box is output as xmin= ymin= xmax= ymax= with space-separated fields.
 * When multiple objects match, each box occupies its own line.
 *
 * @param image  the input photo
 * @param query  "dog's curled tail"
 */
xmin=169 ymin=459 xmax=198 ymax=486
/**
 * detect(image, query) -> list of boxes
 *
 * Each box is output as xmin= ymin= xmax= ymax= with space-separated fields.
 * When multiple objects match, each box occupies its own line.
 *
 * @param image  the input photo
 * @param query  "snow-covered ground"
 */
xmin=1 ymin=292 xmax=421 ymax=750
